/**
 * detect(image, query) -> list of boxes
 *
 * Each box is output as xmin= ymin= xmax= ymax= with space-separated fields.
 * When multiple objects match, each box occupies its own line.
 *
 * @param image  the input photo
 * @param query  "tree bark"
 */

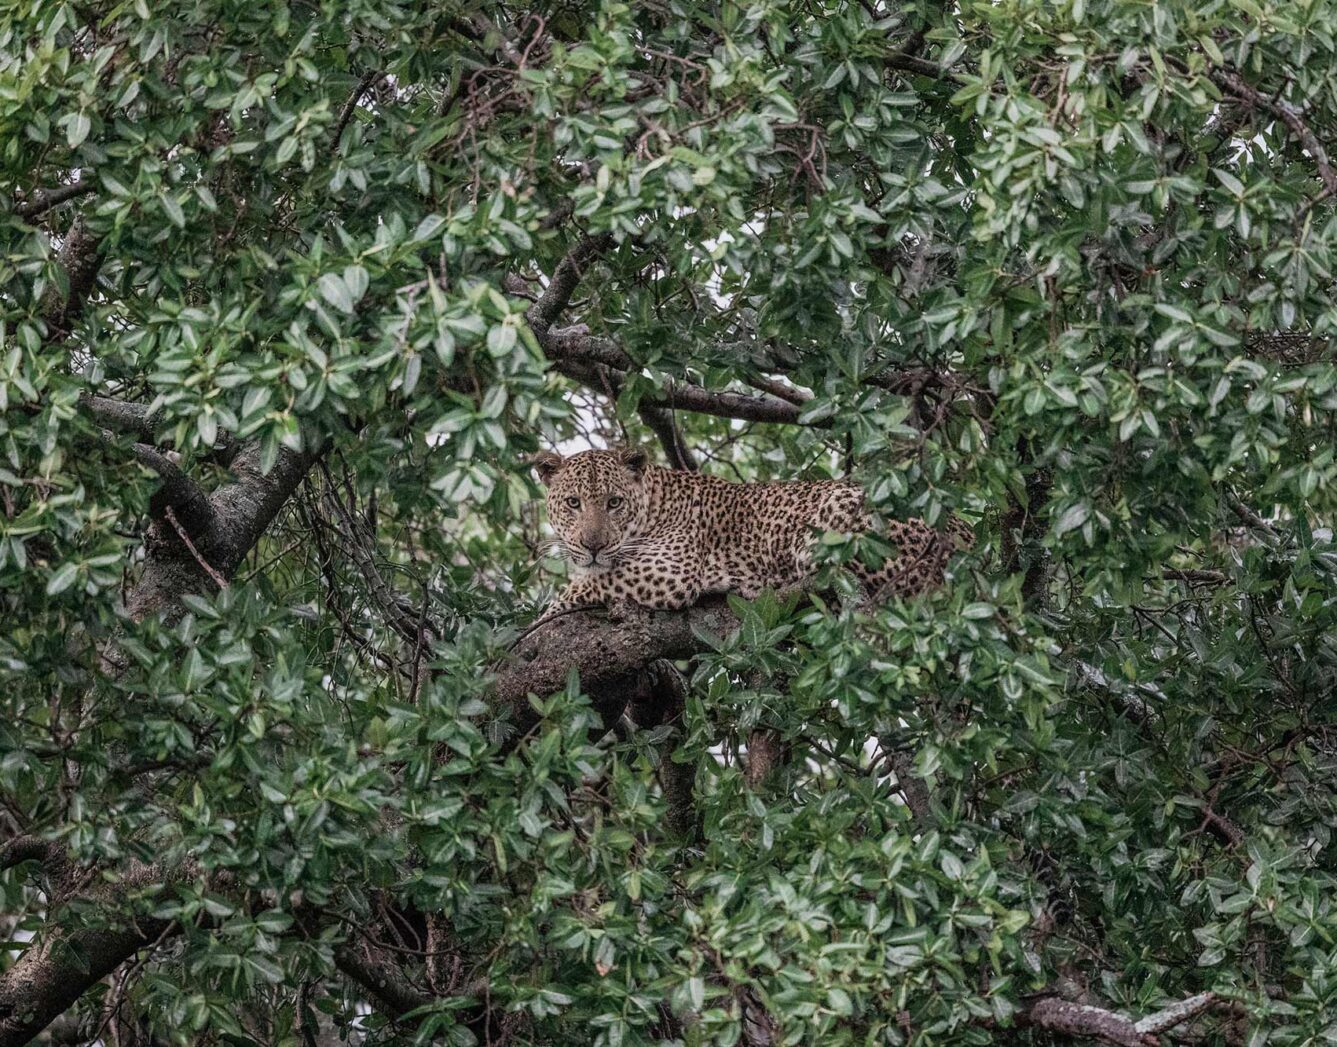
xmin=0 ymin=922 xmax=166 ymax=1047
xmin=494 ymin=600 xmax=738 ymax=741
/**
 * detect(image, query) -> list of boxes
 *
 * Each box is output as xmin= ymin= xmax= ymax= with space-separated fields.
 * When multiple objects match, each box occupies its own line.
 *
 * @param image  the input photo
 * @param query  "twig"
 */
xmin=85 ymin=921 xmax=178 ymax=1047
xmin=163 ymin=507 xmax=229 ymax=590
xmin=317 ymin=461 xmax=427 ymax=645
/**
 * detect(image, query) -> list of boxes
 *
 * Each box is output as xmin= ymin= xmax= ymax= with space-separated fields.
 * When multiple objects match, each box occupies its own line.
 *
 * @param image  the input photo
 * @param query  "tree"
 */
xmin=2 ymin=0 xmax=1336 ymax=1043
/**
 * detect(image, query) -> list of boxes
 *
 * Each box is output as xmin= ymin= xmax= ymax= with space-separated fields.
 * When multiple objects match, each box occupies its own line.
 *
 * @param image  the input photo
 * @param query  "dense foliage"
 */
xmin=3 ymin=0 xmax=1337 ymax=1043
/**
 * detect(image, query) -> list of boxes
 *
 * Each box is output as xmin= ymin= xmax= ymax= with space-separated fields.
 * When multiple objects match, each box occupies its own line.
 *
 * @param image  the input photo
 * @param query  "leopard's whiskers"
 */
xmin=528 ymin=539 xmax=569 ymax=566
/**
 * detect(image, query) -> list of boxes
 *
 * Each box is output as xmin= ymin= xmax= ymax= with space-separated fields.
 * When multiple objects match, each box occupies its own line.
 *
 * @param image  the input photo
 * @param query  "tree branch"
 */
xmin=127 ymin=441 xmax=317 ymax=619
xmin=128 ymin=442 xmax=216 ymax=538
xmin=526 ymin=234 xmax=615 ymax=334
xmin=1134 ymin=991 xmax=1219 ymax=1035
xmin=82 ymin=395 xmax=155 ymax=441
xmin=15 ymin=178 xmax=96 ymax=220
xmin=43 ymin=219 xmax=102 ymax=338
xmin=0 ymin=923 xmax=164 ymax=1047
xmin=529 ymin=249 xmax=809 ymax=422
xmin=1019 ymin=991 xmax=1219 ymax=1046
xmin=494 ymin=599 xmax=739 ymax=740
xmin=548 ymin=335 xmax=806 ymax=425
xmin=884 ymin=52 xmax=955 ymax=80
xmin=332 ymin=70 xmax=382 ymax=152
xmin=333 ymin=943 xmax=432 ymax=1017
xmin=1212 ymin=66 xmax=1337 ymax=194
xmin=203 ymin=443 xmax=319 ymax=578
xmin=0 ymin=835 xmax=55 ymax=871
xmin=526 ymin=238 xmax=952 ymax=431
xmin=81 ymin=393 xmax=239 ymax=463
xmin=657 ymin=377 xmax=805 ymax=424
xmin=638 ymin=402 xmax=698 ymax=470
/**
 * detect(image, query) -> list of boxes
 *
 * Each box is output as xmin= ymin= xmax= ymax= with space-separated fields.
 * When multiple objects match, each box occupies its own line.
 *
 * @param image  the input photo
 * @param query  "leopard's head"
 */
xmin=531 ymin=448 xmax=651 ymax=573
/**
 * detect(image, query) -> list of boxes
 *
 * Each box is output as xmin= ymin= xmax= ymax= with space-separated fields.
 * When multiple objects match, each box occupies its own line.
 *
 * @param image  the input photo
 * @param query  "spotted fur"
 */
xmin=531 ymin=448 xmax=971 ymax=617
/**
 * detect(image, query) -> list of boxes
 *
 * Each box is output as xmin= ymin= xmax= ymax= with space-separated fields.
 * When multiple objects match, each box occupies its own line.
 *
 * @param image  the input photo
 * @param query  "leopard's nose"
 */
xmin=583 ymin=536 xmax=608 ymax=555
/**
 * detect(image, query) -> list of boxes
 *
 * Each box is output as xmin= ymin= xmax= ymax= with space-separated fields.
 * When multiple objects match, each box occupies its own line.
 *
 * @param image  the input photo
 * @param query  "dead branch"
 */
xmin=1018 ymin=990 xmax=1220 ymax=1046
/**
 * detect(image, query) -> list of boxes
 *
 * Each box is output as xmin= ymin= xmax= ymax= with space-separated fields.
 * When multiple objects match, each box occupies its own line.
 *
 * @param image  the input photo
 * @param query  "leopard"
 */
xmin=530 ymin=447 xmax=971 ymax=619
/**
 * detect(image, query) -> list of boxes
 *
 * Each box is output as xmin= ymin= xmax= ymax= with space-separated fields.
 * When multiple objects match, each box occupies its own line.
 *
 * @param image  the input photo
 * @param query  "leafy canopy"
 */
xmin=2 ymin=0 xmax=1337 ymax=1044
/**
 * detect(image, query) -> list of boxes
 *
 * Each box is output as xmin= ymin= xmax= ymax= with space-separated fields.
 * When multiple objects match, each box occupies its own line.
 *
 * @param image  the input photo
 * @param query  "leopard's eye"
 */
xmin=607 ymin=496 xmax=623 ymax=509
xmin=565 ymin=496 xmax=581 ymax=510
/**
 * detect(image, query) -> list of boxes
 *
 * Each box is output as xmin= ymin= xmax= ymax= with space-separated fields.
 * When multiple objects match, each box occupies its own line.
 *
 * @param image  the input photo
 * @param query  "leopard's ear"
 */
xmin=619 ymin=447 xmax=648 ymax=477
xmin=529 ymin=450 xmax=564 ymax=485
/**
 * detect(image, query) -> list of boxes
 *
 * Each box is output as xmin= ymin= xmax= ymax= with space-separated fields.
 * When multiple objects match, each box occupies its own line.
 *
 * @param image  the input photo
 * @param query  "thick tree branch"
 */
xmin=43 ymin=219 xmax=102 ymax=338
xmin=128 ymin=442 xmax=216 ymax=538
xmin=0 ymin=857 xmax=179 ymax=1047
xmin=0 ymin=835 xmax=55 ymax=871
xmin=127 ymin=441 xmax=316 ymax=618
xmin=82 ymin=394 xmax=156 ymax=440
xmin=543 ymin=326 xmax=967 ymax=432
xmin=494 ymin=599 xmax=739 ymax=739
xmin=0 ymin=923 xmax=164 ymax=1047
xmin=15 ymin=178 xmax=96 ymax=220
xmin=203 ymin=444 xmax=318 ymax=578
xmin=1134 ymin=991 xmax=1220 ymax=1035
xmin=81 ymin=393 xmax=240 ymax=462
xmin=657 ymin=377 xmax=805 ymax=424
xmin=743 ymin=373 xmax=813 ymax=407
xmin=333 ymin=943 xmax=432 ymax=1017
xmin=544 ymin=324 xmax=634 ymax=368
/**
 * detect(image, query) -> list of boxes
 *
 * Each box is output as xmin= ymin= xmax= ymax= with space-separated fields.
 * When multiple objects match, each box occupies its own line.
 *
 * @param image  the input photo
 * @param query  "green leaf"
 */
xmin=67 ymin=112 xmax=90 ymax=148
xmin=45 ymin=562 xmax=79 ymax=595
xmin=318 ymin=272 xmax=354 ymax=313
